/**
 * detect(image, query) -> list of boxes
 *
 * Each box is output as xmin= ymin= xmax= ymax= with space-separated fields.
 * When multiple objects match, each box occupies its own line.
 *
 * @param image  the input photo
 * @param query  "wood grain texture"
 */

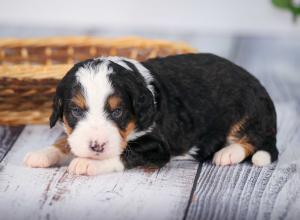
xmin=0 ymin=125 xmax=64 ymax=219
xmin=0 ymin=125 xmax=199 ymax=220
xmin=0 ymin=125 xmax=24 ymax=162
xmin=40 ymin=160 xmax=198 ymax=220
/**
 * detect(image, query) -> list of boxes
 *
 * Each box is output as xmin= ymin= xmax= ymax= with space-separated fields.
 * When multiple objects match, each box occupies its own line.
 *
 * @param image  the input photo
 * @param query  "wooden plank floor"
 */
xmin=0 ymin=28 xmax=299 ymax=220
xmin=0 ymin=126 xmax=198 ymax=220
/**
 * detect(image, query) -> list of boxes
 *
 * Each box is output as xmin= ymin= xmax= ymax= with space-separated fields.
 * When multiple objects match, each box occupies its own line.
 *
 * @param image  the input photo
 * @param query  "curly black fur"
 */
xmin=120 ymin=53 xmax=278 ymax=168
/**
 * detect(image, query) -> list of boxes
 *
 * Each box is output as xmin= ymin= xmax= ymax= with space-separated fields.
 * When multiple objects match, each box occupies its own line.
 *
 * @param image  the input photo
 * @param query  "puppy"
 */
xmin=24 ymin=54 xmax=279 ymax=175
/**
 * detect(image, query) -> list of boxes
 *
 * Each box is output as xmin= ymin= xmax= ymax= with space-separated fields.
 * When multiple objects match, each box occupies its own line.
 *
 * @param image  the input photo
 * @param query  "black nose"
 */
xmin=89 ymin=141 xmax=105 ymax=153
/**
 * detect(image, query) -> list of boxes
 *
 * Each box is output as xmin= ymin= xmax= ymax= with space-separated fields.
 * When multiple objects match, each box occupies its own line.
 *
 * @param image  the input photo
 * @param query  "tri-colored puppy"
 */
xmin=24 ymin=54 xmax=279 ymax=175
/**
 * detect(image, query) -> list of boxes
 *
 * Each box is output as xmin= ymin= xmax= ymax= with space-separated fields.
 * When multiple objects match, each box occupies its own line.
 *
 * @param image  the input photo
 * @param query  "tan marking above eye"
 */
xmin=107 ymin=95 xmax=122 ymax=110
xmin=72 ymin=92 xmax=87 ymax=109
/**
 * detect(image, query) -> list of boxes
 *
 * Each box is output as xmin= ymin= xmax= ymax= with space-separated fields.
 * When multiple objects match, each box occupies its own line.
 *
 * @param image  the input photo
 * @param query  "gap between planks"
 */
xmin=0 ymin=125 xmax=24 ymax=162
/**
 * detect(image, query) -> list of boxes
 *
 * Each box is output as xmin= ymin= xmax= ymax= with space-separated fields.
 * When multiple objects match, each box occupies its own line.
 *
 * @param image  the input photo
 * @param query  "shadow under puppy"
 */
xmin=24 ymin=53 xmax=279 ymax=175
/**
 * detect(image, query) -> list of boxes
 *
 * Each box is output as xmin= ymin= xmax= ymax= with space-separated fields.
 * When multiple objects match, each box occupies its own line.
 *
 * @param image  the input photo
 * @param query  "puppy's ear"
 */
xmin=132 ymin=84 xmax=155 ymax=130
xmin=49 ymin=84 xmax=64 ymax=128
xmin=108 ymin=61 xmax=156 ymax=130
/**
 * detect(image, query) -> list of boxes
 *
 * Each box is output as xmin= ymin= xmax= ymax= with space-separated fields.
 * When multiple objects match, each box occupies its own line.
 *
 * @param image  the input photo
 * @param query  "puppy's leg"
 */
xmin=213 ymin=115 xmax=278 ymax=166
xmin=215 ymin=114 xmax=278 ymax=167
xmin=213 ymin=142 xmax=253 ymax=166
xmin=68 ymin=157 xmax=124 ymax=176
xmin=24 ymin=135 xmax=70 ymax=168
xmin=193 ymin=131 xmax=227 ymax=161
xmin=122 ymin=135 xmax=171 ymax=169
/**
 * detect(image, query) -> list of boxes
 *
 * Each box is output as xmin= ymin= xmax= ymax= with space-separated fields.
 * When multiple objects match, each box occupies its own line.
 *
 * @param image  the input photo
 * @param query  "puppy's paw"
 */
xmin=68 ymin=158 xmax=97 ymax=176
xmin=213 ymin=144 xmax=247 ymax=166
xmin=24 ymin=147 xmax=61 ymax=168
xmin=68 ymin=157 xmax=124 ymax=176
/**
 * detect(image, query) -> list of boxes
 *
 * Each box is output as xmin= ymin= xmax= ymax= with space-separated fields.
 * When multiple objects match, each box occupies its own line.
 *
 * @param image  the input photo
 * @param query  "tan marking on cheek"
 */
xmin=63 ymin=116 xmax=73 ymax=135
xmin=108 ymin=95 xmax=122 ymax=110
xmin=53 ymin=136 xmax=70 ymax=154
xmin=119 ymin=120 xmax=136 ymax=149
xmin=72 ymin=92 xmax=87 ymax=109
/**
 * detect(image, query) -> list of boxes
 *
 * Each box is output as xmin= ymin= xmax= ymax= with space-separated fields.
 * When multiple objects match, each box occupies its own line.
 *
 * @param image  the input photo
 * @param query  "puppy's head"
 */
xmin=50 ymin=57 xmax=156 ymax=159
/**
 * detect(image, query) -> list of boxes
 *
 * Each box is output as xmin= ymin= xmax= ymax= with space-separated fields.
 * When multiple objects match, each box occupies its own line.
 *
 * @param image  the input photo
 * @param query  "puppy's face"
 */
xmin=50 ymin=58 xmax=155 ymax=160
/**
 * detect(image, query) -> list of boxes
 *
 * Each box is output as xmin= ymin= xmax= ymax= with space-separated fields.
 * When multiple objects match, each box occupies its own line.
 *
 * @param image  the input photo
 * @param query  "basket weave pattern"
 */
xmin=0 ymin=36 xmax=196 ymax=125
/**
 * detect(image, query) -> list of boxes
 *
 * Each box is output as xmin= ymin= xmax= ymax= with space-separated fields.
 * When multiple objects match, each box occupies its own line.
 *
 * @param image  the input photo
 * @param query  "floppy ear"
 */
xmin=49 ymin=84 xmax=64 ymax=128
xmin=132 ymin=84 xmax=156 ymax=130
xmin=108 ymin=61 xmax=156 ymax=130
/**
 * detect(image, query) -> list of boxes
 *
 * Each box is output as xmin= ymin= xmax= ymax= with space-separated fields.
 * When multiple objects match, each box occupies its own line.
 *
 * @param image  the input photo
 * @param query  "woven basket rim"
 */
xmin=0 ymin=36 xmax=197 ymax=51
xmin=0 ymin=36 xmax=197 ymax=79
xmin=0 ymin=64 xmax=72 ymax=79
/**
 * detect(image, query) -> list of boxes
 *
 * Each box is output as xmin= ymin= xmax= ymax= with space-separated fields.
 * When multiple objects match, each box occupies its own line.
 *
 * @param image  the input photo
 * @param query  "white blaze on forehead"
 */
xmin=70 ymin=61 xmax=121 ymax=159
xmin=76 ymin=61 xmax=113 ymax=116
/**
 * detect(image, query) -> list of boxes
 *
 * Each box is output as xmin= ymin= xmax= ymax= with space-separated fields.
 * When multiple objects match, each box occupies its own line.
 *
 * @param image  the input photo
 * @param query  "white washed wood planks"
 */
xmin=0 ymin=125 xmax=199 ymax=220
xmin=41 ymin=160 xmax=198 ymax=220
xmin=0 ymin=126 xmax=23 ymax=161
xmin=0 ymin=125 xmax=64 ymax=220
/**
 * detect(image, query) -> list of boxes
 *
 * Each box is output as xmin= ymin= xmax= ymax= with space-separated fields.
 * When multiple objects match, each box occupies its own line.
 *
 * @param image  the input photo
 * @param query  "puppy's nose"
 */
xmin=89 ymin=140 xmax=105 ymax=153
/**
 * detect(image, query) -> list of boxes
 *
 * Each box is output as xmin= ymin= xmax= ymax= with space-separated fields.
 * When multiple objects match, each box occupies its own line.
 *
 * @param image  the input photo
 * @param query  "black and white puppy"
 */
xmin=24 ymin=53 xmax=279 ymax=175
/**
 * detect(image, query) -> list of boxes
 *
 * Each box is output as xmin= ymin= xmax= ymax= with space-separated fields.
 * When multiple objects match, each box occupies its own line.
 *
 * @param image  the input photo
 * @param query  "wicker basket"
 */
xmin=0 ymin=36 xmax=196 ymax=125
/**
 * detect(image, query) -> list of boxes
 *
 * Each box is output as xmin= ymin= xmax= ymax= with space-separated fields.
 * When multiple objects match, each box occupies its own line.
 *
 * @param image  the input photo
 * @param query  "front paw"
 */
xmin=68 ymin=158 xmax=97 ymax=176
xmin=24 ymin=147 xmax=60 ymax=168
xmin=68 ymin=157 xmax=124 ymax=176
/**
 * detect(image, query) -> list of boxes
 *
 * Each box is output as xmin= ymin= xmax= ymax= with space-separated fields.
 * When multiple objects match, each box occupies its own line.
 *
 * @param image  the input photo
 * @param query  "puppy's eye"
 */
xmin=111 ymin=107 xmax=123 ymax=119
xmin=71 ymin=107 xmax=83 ymax=118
